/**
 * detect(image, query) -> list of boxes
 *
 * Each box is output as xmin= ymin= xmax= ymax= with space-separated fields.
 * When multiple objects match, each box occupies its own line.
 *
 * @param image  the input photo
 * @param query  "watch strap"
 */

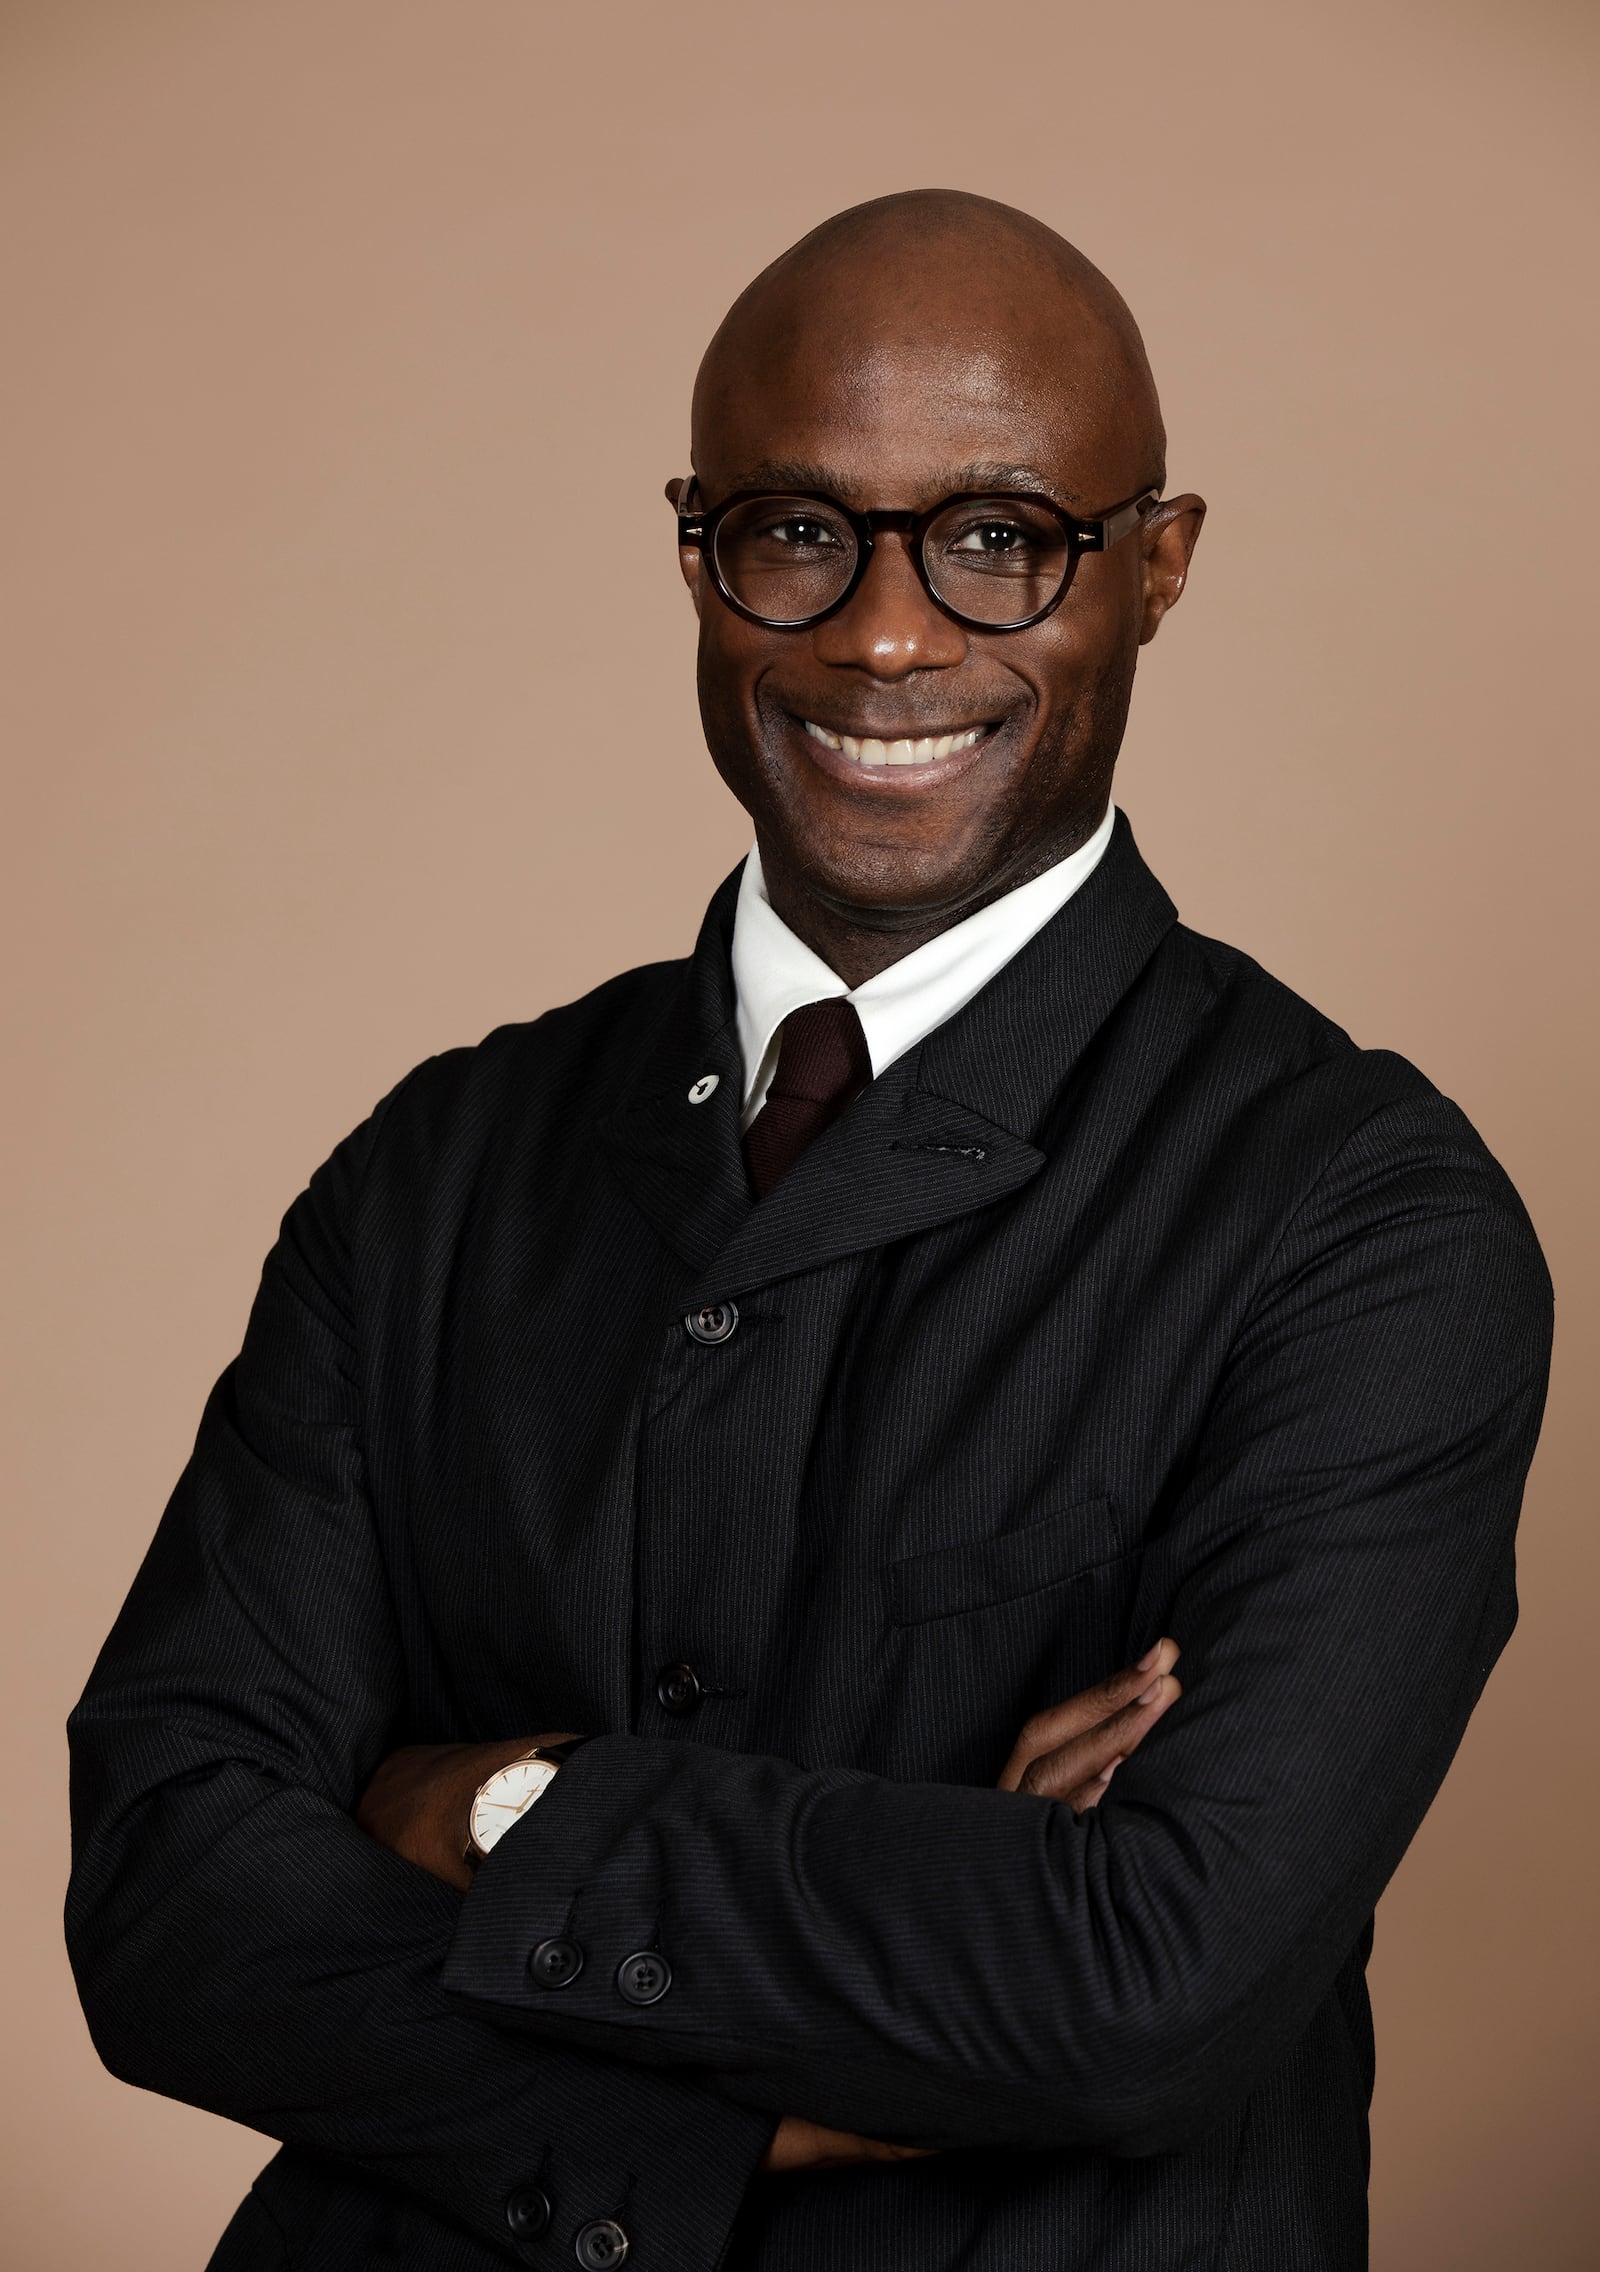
xmin=533 ymin=1737 xmax=590 ymax=1768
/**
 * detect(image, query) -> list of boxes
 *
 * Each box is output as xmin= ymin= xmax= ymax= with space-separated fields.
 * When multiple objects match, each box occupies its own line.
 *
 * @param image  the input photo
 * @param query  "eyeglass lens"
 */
xmin=710 ymin=495 xmax=1074 ymax=628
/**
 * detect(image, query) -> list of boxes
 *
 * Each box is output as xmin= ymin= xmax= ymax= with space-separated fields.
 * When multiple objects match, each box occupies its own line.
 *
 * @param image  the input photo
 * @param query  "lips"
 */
xmin=801 ymin=720 xmax=989 ymax=767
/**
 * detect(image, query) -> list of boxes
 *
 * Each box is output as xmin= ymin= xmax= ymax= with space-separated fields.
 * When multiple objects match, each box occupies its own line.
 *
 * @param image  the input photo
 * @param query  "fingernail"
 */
xmin=1138 ymin=1678 xmax=1163 ymax=1706
xmin=1137 ymin=1643 xmax=1160 ymax=1671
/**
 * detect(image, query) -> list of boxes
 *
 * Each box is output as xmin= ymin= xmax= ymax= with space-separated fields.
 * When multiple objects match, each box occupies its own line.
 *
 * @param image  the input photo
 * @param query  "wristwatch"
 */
xmin=464 ymin=1738 xmax=589 ymax=1868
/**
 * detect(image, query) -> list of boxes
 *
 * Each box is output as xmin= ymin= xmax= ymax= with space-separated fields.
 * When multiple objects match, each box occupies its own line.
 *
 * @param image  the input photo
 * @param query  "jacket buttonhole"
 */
xmin=889 ymin=1139 xmax=989 ymax=1163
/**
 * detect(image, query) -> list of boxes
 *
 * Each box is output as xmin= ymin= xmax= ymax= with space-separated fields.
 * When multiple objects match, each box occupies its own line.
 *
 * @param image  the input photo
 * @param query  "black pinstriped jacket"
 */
xmin=67 ymin=815 xmax=1551 ymax=2271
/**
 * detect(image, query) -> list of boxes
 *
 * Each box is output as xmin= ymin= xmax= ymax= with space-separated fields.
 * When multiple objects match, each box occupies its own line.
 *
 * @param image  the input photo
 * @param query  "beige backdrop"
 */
xmin=3 ymin=2 xmax=1595 ymax=2265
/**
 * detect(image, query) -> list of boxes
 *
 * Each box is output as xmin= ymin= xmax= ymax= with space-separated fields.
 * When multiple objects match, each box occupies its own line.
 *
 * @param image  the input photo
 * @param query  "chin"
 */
xmin=792 ymin=836 xmax=995 ymax=923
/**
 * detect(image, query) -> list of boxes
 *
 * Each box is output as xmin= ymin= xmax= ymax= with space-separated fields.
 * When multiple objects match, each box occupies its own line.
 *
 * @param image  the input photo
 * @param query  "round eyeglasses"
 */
xmin=671 ymin=479 xmax=1159 ymax=633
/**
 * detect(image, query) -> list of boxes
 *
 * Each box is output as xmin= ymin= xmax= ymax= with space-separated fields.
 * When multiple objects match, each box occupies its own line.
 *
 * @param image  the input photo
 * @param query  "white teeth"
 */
xmin=804 ymin=722 xmax=987 ymax=766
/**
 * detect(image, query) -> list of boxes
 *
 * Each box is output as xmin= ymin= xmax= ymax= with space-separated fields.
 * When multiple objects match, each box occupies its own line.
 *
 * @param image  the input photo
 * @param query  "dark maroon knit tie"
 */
xmin=744 ymin=998 xmax=872 ymax=1198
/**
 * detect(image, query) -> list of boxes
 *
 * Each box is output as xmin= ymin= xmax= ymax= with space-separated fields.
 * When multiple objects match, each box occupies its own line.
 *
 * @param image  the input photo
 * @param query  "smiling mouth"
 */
xmin=800 ymin=719 xmax=991 ymax=767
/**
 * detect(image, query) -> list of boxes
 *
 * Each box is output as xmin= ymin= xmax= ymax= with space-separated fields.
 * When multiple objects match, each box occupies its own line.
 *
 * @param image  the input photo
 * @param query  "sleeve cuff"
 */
xmin=443 ymin=1738 xmax=777 ymax=2267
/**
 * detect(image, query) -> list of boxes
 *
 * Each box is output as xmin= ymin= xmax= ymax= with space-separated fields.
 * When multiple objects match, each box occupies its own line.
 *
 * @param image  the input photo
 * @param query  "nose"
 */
xmin=811 ymin=533 xmax=968 ymax=679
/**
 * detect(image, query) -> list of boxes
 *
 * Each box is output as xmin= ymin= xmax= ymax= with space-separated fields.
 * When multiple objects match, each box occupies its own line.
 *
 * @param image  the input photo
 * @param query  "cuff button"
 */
xmin=505 ymin=2186 xmax=551 ymax=2240
xmin=529 ymin=1936 xmax=585 ymax=1989
xmin=575 ymin=2218 xmax=629 ymax=2268
xmin=615 ymin=1950 xmax=672 ymax=2005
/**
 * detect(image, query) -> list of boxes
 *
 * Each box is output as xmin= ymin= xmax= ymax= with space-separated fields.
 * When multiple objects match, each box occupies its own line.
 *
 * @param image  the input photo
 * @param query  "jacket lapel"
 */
xmin=916 ymin=810 xmax=1178 ymax=1137
xmin=599 ymin=814 xmax=1178 ymax=1302
xmin=595 ymin=868 xmax=754 ymax=1276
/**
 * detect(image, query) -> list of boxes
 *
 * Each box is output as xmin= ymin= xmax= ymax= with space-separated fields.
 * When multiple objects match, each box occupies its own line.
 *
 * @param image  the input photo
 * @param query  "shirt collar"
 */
xmin=730 ymin=801 xmax=1117 ymax=1126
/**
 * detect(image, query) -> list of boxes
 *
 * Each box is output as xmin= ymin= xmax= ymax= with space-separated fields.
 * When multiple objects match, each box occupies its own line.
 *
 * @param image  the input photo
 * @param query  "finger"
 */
xmin=1063 ymin=1755 xmax=1123 ymax=1813
xmin=998 ymin=1639 xmax=1180 ymax=1791
xmin=762 ymin=2118 xmax=849 ymax=2172
xmin=1017 ymin=1672 xmax=1182 ymax=1802
xmin=1022 ymin=1673 xmax=1181 ymax=1801
xmin=762 ymin=2118 xmax=935 ymax=2173
xmin=1013 ymin=1638 xmax=1179 ymax=1761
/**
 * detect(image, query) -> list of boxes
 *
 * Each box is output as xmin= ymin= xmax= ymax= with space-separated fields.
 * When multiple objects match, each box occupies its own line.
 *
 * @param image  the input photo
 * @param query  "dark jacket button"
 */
xmin=655 ymin=1661 xmax=703 ymax=1715
xmin=683 ymin=1300 xmax=738 ymax=1344
xmin=529 ymin=1936 xmax=584 ymax=1989
xmin=505 ymin=2186 xmax=551 ymax=2239
xmin=615 ymin=1950 xmax=672 ymax=2005
xmin=574 ymin=2218 xmax=629 ymax=2268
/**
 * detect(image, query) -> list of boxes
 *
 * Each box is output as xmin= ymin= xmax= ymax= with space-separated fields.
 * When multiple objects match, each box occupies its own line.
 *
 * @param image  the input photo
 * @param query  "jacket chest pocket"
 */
xmin=878 ymin=1498 xmax=1141 ymax=1782
xmin=887 ymin=1495 xmax=1127 ymax=1624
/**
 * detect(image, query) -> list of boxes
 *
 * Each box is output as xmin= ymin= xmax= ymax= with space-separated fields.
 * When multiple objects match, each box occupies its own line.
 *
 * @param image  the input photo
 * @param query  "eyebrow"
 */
xmin=716 ymin=458 xmax=1091 ymax=512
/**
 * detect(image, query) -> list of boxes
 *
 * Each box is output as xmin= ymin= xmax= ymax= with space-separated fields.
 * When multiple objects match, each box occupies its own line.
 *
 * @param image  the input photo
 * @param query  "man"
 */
xmin=67 ymin=190 xmax=1550 ymax=2272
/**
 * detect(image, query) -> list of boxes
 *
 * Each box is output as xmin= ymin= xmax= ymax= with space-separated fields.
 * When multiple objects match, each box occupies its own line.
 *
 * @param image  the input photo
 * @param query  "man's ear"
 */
xmin=1138 ymin=494 xmax=1205 ymax=645
xmin=665 ymin=477 xmax=702 ymax=614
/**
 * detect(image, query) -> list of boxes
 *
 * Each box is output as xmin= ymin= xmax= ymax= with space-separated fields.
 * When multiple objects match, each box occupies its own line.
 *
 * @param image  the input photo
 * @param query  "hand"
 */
xmin=997 ymin=1637 xmax=1182 ymax=1809
xmin=355 ymin=1734 xmax=582 ymax=1891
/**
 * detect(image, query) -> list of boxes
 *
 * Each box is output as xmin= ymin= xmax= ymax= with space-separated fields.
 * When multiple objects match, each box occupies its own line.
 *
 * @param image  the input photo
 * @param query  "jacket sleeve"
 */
xmin=65 ymin=1103 xmax=775 ymax=2268
xmin=441 ymin=1093 xmax=1552 ymax=2156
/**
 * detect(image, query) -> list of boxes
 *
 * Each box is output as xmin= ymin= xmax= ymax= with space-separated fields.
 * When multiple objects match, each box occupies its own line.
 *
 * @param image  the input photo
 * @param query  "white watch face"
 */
xmin=470 ymin=1756 xmax=559 ymax=1856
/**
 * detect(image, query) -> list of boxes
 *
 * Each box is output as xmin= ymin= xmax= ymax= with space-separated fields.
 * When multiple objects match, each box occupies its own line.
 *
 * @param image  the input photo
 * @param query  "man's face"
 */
xmin=683 ymin=287 xmax=1201 ymax=932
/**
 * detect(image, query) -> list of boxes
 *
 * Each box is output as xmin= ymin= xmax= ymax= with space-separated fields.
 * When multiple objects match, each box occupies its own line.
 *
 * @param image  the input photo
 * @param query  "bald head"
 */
xmin=693 ymin=190 xmax=1166 ymax=507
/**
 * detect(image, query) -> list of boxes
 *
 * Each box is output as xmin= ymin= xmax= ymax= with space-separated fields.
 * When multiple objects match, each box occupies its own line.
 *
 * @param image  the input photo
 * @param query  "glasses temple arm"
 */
xmin=1080 ymin=491 xmax=1162 ymax=549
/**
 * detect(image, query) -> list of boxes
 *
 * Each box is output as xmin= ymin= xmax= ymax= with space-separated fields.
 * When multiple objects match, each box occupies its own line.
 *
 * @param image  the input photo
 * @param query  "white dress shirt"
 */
xmin=731 ymin=801 xmax=1118 ymax=1129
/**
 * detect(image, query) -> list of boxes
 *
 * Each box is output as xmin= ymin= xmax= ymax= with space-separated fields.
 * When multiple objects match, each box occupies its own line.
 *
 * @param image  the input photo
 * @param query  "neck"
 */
xmin=756 ymin=813 xmax=1109 ymax=989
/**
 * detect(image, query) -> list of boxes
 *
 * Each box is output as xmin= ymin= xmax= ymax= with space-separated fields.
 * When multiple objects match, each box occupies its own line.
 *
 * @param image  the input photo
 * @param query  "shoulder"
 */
xmin=319 ymin=954 xmax=688 ymax=1210
xmin=1163 ymin=922 xmax=1545 ymax=1326
xmin=1142 ymin=919 xmax=1549 ymax=1309
xmin=1155 ymin=917 xmax=1477 ymax=1155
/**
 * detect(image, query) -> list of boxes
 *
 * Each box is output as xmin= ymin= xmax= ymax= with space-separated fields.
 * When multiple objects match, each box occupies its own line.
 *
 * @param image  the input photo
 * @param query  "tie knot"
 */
xmin=768 ymin=997 xmax=872 ymax=1105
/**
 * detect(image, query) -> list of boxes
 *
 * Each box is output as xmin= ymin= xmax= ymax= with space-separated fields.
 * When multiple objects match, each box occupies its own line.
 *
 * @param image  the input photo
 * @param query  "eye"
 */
xmin=763 ymin=515 xmax=846 ymax=550
xmin=928 ymin=498 xmax=1067 ymax=585
xmin=948 ymin=518 xmax=1035 ymax=555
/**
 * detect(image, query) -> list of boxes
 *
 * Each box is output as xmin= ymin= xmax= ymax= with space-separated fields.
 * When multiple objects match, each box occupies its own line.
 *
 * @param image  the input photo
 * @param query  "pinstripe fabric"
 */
xmin=67 ymin=815 xmax=1551 ymax=2272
